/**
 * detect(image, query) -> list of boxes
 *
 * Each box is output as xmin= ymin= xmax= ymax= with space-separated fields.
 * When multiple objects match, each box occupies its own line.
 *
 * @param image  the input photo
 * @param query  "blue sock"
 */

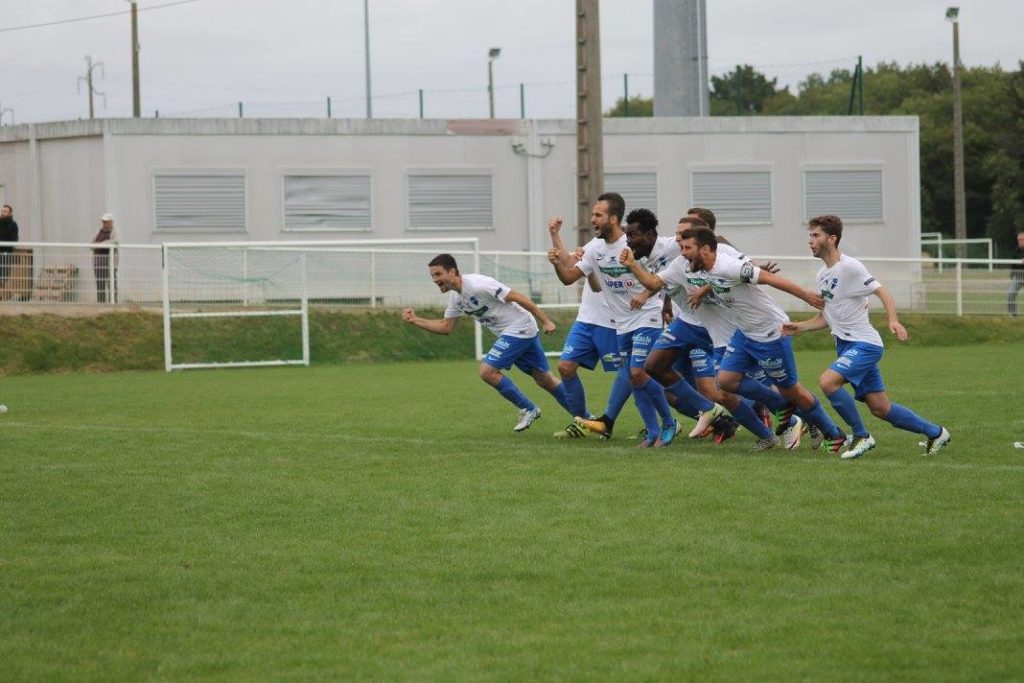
xmin=738 ymin=377 xmax=788 ymax=412
xmin=886 ymin=403 xmax=942 ymax=438
xmin=826 ymin=388 xmax=869 ymax=437
xmin=604 ymin=366 xmax=632 ymax=421
xmin=731 ymin=399 xmax=773 ymax=439
xmin=664 ymin=378 xmax=712 ymax=419
xmin=796 ymin=396 xmax=843 ymax=439
xmin=547 ymin=383 xmax=573 ymax=416
xmin=632 ymin=386 xmax=660 ymax=438
xmin=561 ymin=374 xmax=588 ymax=417
xmin=495 ymin=376 xmax=533 ymax=410
xmin=640 ymin=377 xmax=674 ymax=425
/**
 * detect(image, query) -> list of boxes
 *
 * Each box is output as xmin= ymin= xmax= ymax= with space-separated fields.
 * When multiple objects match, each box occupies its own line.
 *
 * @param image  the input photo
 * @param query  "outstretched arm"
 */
xmin=781 ymin=312 xmax=829 ymax=337
xmin=756 ymin=269 xmax=825 ymax=310
xmin=873 ymin=286 xmax=908 ymax=341
xmin=505 ymin=290 xmax=556 ymax=335
xmin=402 ymin=308 xmax=459 ymax=335
xmin=620 ymin=247 xmax=666 ymax=292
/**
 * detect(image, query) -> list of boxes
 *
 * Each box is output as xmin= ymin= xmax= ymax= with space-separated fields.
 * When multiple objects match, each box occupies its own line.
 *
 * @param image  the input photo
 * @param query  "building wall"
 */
xmin=0 ymin=117 xmax=919 ymax=261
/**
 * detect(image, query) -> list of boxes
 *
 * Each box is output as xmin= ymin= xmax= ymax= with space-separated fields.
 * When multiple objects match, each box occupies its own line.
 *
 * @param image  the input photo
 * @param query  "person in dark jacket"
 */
xmin=92 ymin=212 xmax=118 ymax=303
xmin=1009 ymin=231 xmax=1024 ymax=316
xmin=0 ymin=204 xmax=18 ymax=286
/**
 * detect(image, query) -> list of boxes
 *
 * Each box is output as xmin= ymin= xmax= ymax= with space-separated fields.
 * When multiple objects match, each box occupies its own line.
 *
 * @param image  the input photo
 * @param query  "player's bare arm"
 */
xmin=757 ymin=269 xmax=825 ymax=310
xmin=780 ymin=312 xmax=828 ymax=336
xmin=402 ymin=308 xmax=458 ymax=335
xmin=620 ymin=247 xmax=665 ymax=292
xmin=505 ymin=290 xmax=557 ymax=335
xmin=873 ymin=286 xmax=908 ymax=341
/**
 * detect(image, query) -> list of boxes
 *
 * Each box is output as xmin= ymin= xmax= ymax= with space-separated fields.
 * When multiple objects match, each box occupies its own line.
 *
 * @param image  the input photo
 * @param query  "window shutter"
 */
xmin=154 ymin=174 xmax=246 ymax=232
xmin=408 ymin=175 xmax=493 ymax=230
xmin=804 ymin=170 xmax=883 ymax=221
xmin=606 ymin=172 xmax=657 ymax=216
xmin=691 ymin=171 xmax=771 ymax=224
xmin=284 ymin=175 xmax=371 ymax=231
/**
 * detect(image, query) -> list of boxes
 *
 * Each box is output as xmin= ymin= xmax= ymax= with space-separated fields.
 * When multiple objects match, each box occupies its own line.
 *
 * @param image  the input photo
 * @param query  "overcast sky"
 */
xmin=2 ymin=0 xmax=1022 ymax=124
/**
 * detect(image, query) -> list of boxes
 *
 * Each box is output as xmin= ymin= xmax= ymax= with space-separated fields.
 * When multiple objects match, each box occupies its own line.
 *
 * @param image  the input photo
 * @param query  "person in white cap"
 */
xmin=92 ymin=213 xmax=118 ymax=303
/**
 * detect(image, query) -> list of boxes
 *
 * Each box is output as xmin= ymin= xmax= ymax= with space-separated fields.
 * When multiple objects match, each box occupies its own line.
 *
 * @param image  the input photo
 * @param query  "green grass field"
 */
xmin=2 ymin=344 xmax=1023 ymax=681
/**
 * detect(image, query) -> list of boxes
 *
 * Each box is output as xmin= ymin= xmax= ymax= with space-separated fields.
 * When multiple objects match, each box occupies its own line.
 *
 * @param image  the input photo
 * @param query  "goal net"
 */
xmin=161 ymin=238 xmax=481 ymax=371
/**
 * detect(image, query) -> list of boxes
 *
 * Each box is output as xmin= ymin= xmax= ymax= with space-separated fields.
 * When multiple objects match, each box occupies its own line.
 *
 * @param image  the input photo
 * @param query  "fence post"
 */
xmin=955 ymin=260 xmax=963 ymax=316
xmin=370 ymin=249 xmax=377 ymax=308
xmin=238 ymin=101 xmax=243 ymax=118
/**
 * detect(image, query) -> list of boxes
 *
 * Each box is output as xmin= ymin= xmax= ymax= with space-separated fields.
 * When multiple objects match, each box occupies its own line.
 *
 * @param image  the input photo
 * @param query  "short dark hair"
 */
xmin=597 ymin=192 xmax=626 ymax=222
xmin=686 ymin=207 xmax=716 ymax=231
xmin=428 ymin=253 xmax=459 ymax=272
xmin=625 ymin=208 xmax=658 ymax=233
xmin=677 ymin=216 xmax=708 ymax=231
xmin=680 ymin=226 xmax=718 ymax=251
xmin=809 ymin=215 xmax=843 ymax=246
xmin=1 ymin=204 xmax=11 ymax=213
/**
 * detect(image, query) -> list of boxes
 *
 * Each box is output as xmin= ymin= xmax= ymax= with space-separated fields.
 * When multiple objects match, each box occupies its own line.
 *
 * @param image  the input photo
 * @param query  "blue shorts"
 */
xmin=617 ymin=327 xmax=662 ymax=370
xmin=483 ymin=334 xmax=551 ymax=374
xmin=688 ymin=347 xmax=716 ymax=378
xmin=832 ymin=339 xmax=885 ymax=399
xmin=718 ymin=330 xmax=800 ymax=389
xmin=713 ymin=346 xmax=769 ymax=384
xmin=560 ymin=321 xmax=620 ymax=371
xmin=653 ymin=318 xmax=714 ymax=354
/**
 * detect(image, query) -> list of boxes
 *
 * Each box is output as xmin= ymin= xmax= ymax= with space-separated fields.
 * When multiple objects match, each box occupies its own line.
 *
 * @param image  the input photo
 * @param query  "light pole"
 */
xmin=487 ymin=47 xmax=501 ymax=118
xmin=364 ymin=0 xmax=372 ymax=118
xmin=946 ymin=6 xmax=967 ymax=259
xmin=128 ymin=0 xmax=140 ymax=117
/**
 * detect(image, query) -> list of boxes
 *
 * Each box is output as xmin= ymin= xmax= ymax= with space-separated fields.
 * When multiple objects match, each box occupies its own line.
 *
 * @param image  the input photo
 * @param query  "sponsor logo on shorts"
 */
xmin=494 ymin=338 xmax=510 ymax=350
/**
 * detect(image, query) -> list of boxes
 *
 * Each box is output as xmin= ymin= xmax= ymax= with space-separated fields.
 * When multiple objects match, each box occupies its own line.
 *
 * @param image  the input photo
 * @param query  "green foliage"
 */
xmin=2 ymin=348 xmax=1023 ymax=679
xmin=606 ymin=94 xmax=654 ymax=117
xmin=1 ymin=310 xmax=1022 ymax=376
xmin=710 ymin=64 xmax=791 ymax=115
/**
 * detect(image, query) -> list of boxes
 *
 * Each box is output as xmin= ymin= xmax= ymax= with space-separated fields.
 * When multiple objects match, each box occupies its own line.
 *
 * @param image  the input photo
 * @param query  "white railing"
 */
xmin=0 ymin=240 xmax=1021 ymax=317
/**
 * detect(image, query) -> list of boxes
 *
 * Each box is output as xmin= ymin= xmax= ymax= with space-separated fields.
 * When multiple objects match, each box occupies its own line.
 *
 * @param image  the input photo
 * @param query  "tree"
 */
xmin=606 ymin=95 xmax=653 ymax=117
xmin=710 ymin=65 xmax=790 ymax=115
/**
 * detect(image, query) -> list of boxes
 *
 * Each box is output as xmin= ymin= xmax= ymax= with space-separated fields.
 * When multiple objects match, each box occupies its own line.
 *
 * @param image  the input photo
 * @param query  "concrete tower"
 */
xmin=653 ymin=0 xmax=709 ymax=117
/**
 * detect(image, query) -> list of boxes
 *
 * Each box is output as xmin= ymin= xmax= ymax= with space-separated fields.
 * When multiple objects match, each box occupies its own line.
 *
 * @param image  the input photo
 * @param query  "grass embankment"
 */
xmin=1 ymin=309 xmax=1022 ymax=375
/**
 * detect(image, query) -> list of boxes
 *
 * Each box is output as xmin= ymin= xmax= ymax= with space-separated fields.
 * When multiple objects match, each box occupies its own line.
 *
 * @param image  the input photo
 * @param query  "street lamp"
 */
xmin=946 ymin=6 xmax=967 ymax=259
xmin=488 ymin=47 xmax=501 ymax=118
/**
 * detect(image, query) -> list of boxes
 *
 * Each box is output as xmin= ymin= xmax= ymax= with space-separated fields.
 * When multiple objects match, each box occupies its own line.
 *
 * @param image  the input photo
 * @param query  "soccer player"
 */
xmin=781 ymin=215 xmax=951 ymax=458
xmin=547 ymin=217 xmax=632 ymax=439
xmin=679 ymin=225 xmax=849 ymax=452
xmin=621 ymin=216 xmax=800 ymax=449
xmin=548 ymin=193 xmax=678 ymax=448
xmin=616 ymin=208 xmax=731 ymax=439
xmin=402 ymin=253 xmax=573 ymax=433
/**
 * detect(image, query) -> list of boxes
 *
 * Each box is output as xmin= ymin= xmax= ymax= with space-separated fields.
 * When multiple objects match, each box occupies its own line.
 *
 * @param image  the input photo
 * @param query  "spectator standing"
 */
xmin=1009 ymin=231 xmax=1024 ymax=316
xmin=92 ymin=213 xmax=118 ymax=303
xmin=0 ymin=204 xmax=18 ymax=287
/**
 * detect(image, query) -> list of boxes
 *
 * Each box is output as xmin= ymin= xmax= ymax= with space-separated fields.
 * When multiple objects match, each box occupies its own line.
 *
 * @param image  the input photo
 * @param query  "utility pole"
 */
xmin=487 ymin=47 xmax=501 ymax=118
xmin=0 ymin=103 xmax=13 ymax=125
xmin=129 ymin=0 xmax=141 ymax=117
xmin=947 ymin=7 xmax=967 ymax=260
xmin=575 ymin=0 xmax=604 ymax=247
xmin=363 ymin=0 xmax=372 ymax=118
xmin=77 ymin=56 xmax=106 ymax=120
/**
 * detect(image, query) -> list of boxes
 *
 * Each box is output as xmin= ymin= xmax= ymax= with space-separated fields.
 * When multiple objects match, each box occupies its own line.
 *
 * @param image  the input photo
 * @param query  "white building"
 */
xmin=0 ymin=116 xmax=919 ymax=260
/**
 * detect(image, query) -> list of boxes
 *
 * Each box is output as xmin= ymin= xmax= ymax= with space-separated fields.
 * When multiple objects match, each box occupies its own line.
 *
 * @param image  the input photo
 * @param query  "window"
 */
xmin=691 ymin=171 xmax=772 ymax=225
xmin=283 ymin=174 xmax=371 ymax=232
xmin=606 ymin=172 xmax=657 ymax=217
xmin=407 ymin=174 xmax=493 ymax=231
xmin=153 ymin=172 xmax=246 ymax=233
xmin=804 ymin=169 xmax=883 ymax=222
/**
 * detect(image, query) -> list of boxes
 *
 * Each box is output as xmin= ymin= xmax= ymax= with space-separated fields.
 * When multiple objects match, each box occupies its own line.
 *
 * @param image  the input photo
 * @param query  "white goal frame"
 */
xmin=161 ymin=238 xmax=482 ymax=372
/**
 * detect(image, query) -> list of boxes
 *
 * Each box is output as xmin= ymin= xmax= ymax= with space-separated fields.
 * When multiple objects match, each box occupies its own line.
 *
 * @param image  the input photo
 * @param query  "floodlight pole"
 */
xmin=364 ymin=0 xmax=372 ymax=118
xmin=948 ymin=7 xmax=967 ymax=260
xmin=488 ymin=47 xmax=501 ymax=118
xmin=129 ymin=0 xmax=141 ymax=117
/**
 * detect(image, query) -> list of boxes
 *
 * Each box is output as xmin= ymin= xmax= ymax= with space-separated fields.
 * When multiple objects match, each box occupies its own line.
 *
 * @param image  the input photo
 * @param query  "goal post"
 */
xmin=161 ymin=238 xmax=481 ymax=371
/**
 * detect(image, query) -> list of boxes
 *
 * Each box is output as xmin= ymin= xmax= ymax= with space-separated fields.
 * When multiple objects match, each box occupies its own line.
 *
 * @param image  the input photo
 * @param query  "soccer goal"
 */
xmin=161 ymin=238 xmax=481 ymax=371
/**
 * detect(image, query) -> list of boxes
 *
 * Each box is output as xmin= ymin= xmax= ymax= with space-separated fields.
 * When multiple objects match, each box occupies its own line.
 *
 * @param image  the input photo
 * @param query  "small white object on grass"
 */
xmin=0 ymin=404 xmax=7 ymax=414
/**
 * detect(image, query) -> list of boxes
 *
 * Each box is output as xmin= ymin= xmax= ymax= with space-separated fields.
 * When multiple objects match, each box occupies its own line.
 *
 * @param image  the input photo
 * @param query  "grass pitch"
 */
xmin=2 ymin=344 xmax=1023 ymax=681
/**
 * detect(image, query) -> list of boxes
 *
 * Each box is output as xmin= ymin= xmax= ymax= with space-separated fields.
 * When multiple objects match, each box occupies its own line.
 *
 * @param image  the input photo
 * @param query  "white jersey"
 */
xmin=816 ymin=253 xmax=883 ymax=346
xmin=656 ymin=243 xmax=744 ymax=347
xmin=574 ymin=237 xmax=614 ymax=328
xmin=689 ymin=251 xmax=788 ymax=343
xmin=443 ymin=273 xmax=538 ymax=339
xmin=576 ymin=234 xmax=663 ymax=333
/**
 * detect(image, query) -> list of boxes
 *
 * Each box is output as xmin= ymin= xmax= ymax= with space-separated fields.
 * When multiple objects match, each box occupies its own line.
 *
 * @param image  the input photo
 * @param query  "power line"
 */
xmin=0 ymin=0 xmax=204 ymax=34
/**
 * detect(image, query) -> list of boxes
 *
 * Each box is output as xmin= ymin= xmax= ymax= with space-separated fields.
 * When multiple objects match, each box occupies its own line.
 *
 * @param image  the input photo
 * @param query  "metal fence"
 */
xmin=0 ymin=240 xmax=1021 ymax=317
